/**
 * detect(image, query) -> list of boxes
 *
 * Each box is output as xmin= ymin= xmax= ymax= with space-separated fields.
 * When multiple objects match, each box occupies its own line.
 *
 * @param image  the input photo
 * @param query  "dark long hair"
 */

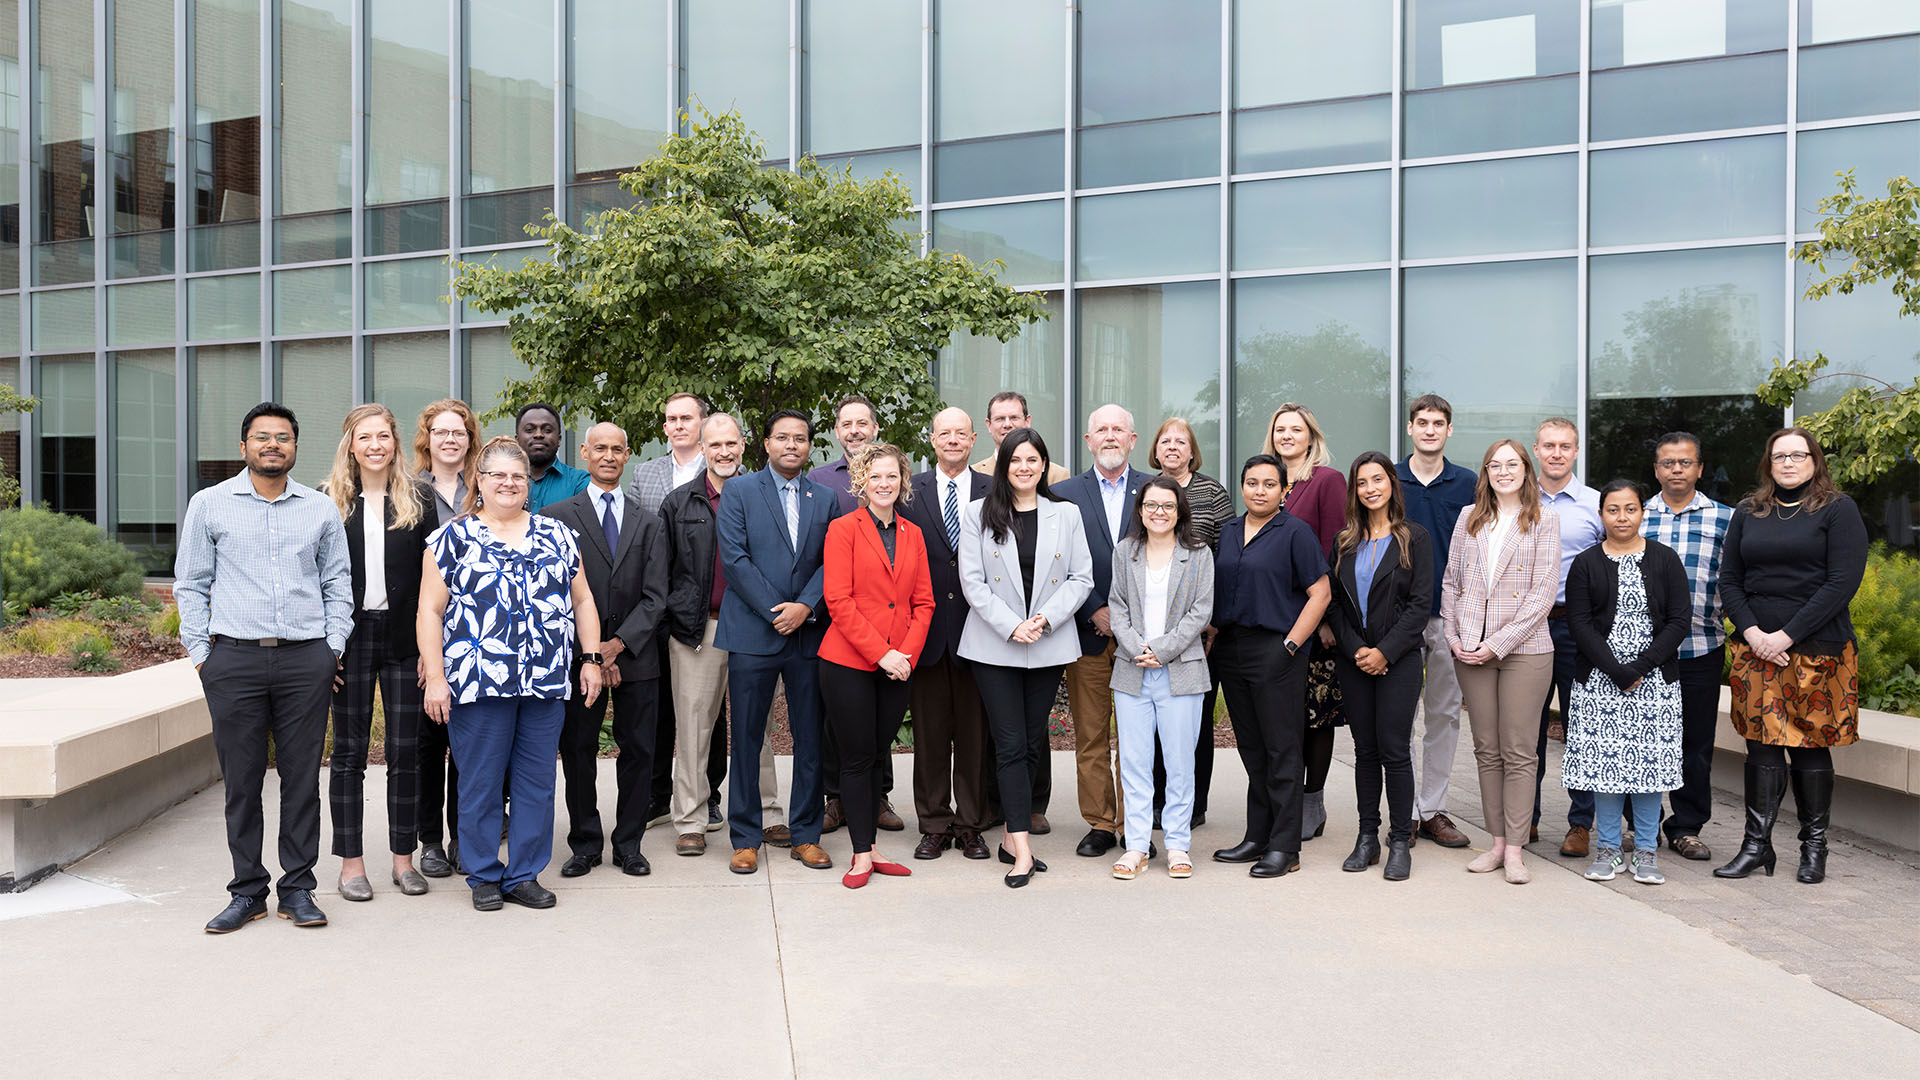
xmin=1745 ymin=426 xmax=1837 ymax=518
xmin=1122 ymin=475 xmax=1204 ymax=550
xmin=1333 ymin=450 xmax=1412 ymax=571
xmin=980 ymin=427 xmax=1065 ymax=543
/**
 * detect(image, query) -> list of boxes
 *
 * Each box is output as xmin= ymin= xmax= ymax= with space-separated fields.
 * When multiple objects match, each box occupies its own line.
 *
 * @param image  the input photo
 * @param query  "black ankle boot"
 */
xmin=1714 ymin=760 xmax=1788 ymax=879
xmin=1382 ymin=839 xmax=1411 ymax=881
xmin=1341 ymin=832 xmax=1380 ymax=872
xmin=1791 ymin=766 xmax=1834 ymax=884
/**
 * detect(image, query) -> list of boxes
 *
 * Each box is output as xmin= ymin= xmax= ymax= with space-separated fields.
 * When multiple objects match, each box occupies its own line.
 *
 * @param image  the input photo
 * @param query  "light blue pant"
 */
xmin=1593 ymin=790 xmax=1662 ymax=852
xmin=1117 ymin=667 xmax=1203 ymax=853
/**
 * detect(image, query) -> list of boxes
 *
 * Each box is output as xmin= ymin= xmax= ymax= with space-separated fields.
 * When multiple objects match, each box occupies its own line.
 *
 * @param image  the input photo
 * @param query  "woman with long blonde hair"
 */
xmin=321 ymin=404 xmax=438 ymax=899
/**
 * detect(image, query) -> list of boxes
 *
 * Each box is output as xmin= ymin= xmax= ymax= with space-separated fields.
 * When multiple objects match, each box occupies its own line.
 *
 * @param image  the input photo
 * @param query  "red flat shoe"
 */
xmin=842 ymin=867 xmax=871 ymax=889
xmin=870 ymin=859 xmax=912 ymax=877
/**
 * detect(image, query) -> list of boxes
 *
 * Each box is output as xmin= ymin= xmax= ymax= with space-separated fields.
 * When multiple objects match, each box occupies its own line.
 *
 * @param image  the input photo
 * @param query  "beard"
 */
xmin=1094 ymin=447 xmax=1129 ymax=473
xmin=524 ymin=445 xmax=557 ymax=470
xmin=709 ymin=458 xmax=740 ymax=479
xmin=249 ymin=454 xmax=292 ymax=478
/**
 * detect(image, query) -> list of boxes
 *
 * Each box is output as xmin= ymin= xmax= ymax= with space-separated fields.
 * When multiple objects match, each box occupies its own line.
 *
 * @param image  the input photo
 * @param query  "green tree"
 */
xmin=450 ymin=109 xmax=1046 ymax=460
xmin=1759 ymin=170 xmax=1920 ymax=487
xmin=0 ymin=382 xmax=35 ymax=509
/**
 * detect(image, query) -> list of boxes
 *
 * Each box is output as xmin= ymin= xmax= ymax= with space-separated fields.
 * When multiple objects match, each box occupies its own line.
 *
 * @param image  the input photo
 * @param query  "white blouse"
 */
xmin=361 ymin=493 xmax=388 ymax=611
xmin=1143 ymin=557 xmax=1172 ymax=642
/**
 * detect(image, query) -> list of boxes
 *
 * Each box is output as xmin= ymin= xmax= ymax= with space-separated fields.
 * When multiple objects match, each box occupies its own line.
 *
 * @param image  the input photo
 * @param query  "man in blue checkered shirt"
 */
xmin=1640 ymin=431 xmax=1733 ymax=863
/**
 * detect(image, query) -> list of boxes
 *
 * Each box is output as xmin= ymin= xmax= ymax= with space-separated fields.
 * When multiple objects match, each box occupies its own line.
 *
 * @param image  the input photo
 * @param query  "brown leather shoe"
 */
xmin=764 ymin=824 xmax=792 ymax=848
xmin=676 ymin=832 xmax=706 ymax=856
xmin=1029 ymin=812 xmax=1052 ymax=835
xmin=1417 ymin=813 xmax=1471 ymax=849
xmin=1546 ymin=718 xmax=1565 ymax=742
xmin=791 ymin=843 xmax=833 ymax=869
xmin=729 ymin=848 xmax=759 ymax=874
xmin=1559 ymin=825 xmax=1591 ymax=858
xmin=876 ymin=801 xmax=906 ymax=831
xmin=822 ymin=798 xmax=845 ymax=833
xmin=914 ymin=832 xmax=952 ymax=860
xmin=956 ymin=829 xmax=991 ymax=860
xmin=1668 ymin=834 xmax=1712 ymax=861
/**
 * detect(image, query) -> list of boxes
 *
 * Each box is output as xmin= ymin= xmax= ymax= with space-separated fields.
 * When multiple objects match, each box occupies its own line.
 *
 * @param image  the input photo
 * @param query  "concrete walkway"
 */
xmin=3 ymin=750 xmax=1916 ymax=1079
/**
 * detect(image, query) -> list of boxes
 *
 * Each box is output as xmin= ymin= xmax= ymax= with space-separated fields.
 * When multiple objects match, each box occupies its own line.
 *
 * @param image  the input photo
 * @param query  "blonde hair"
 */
xmin=1148 ymin=416 xmax=1202 ymax=472
xmin=324 ymin=404 xmax=424 ymax=529
xmin=413 ymin=398 xmax=480 ymax=478
xmin=464 ymin=437 xmax=530 ymax=517
xmin=849 ymin=443 xmax=915 ymax=509
xmin=1262 ymin=402 xmax=1332 ymax=477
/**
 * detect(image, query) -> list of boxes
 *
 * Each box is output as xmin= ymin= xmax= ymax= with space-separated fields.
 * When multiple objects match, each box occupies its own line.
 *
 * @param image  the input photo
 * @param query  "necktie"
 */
xmin=783 ymin=480 xmax=799 ymax=549
xmin=944 ymin=478 xmax=961 ymax=550
xmin=600 ymin=491 xmax=620 ymax=554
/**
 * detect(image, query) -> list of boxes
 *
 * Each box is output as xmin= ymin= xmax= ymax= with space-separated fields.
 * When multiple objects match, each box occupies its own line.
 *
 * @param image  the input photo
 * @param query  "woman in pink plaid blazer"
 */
xmin=1441 ymin=439 xmax=1561 ymax=885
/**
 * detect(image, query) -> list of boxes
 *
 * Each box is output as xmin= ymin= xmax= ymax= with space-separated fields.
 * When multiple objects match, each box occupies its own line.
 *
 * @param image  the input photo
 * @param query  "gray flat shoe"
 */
xmin=391 ymin=869 xmax=430 ymax=896
xmin=338 ymin=875 xmax=374 ymax=902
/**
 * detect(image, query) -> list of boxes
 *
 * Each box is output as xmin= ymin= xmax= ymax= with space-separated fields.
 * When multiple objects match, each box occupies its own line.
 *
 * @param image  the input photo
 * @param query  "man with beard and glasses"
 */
xmin=177 ymin=402 xmax=353 ymax=933
xmin=518 ymin=401 xmax=590 ymax=513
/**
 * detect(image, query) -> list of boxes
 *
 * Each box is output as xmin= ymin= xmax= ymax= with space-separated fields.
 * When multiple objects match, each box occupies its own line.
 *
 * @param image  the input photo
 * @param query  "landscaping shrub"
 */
xmin=0 ymin=506 xmax=145 ymax=609
xmin=1852 ymin=544 xmax=1920 ymax=695
xmin=149 ymin=605 xmax=180 ymax=638
xmin=85 ymin=593 xmax=158 ymax=623
xmin=5 ymin=616 xmax=99 ymax=656
xmin=69 ymin=633 xmax=121 ymax=673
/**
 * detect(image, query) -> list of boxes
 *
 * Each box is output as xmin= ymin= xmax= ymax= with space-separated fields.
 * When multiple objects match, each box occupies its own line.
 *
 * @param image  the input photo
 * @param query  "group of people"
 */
xmin=174 ymin=382 xmax=1868 ymax=931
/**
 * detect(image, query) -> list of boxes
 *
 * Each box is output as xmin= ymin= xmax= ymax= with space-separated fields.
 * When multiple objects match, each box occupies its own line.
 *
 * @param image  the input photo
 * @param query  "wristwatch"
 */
xmin=579 ymin=652 xmax=604 ymax=664
xmin=1283 ymin=639 xmax=1299 ymax=657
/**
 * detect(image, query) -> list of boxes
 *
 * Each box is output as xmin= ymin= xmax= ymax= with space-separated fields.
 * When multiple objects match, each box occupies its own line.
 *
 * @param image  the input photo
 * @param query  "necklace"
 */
xmin=1776 ymin=496 xmax=1803 ymax=521
xmin=1360 ymin=534 xmax=1387 ymax=579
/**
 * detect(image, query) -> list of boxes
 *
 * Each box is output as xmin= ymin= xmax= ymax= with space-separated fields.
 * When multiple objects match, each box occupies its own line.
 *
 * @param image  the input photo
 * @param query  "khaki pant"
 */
xmin=1066 ymin=640 xmax=1121 ymax=834
xmin=669 ymin=618 xmax=783 ymax=836
xmin=1456 ymin=651 xmax=1553 ymax=845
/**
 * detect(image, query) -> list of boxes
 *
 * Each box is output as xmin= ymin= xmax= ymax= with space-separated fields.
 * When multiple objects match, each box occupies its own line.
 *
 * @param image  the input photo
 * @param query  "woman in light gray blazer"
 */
xmin=958 ymin=429 xmax=1094 ymax=888
xmin=1108 ymin=476 xmax=1215 ymax=880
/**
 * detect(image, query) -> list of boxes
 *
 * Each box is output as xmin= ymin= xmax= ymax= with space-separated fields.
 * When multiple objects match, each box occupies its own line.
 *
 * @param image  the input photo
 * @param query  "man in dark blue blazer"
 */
xmin=1051 ymin=403 xmax=1151 ymax=858
xmin=714 ymin=409 xmax=837 ymax=874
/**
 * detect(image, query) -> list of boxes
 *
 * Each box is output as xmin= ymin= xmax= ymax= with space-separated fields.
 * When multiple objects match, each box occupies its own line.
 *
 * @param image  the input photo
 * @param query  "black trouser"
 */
xmin=328 ymin=611 xmax=423 ymax=857
xmin=1216 ymin=626 xmax=1309 ymax=854
xmin=974 ymin=662 xmax=1065 ymax=835
xmin=824 ymin=697 xmax=897 ymax=803
xmin=819 ymin=659 xmax=913 ymax=854
xmin=1153 ymin=679 xmax=1218 ymax=819
xmin=559 ymin=669 xmax=658 ymax=860
xmin=198 ymin=637 xmax=334 ymax=900
xmin=1334 ymin=653 xmax=1421 ymax=844
xmin=417 ymin=715 xmax=460 ymax=850
xmin=1664 ymin=647 xmax=1724 ymax=840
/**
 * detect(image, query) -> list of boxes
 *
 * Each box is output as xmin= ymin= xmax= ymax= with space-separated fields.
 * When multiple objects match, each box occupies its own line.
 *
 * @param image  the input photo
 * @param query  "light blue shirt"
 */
xmin=590 ymin=481 xmax=625 ymax=533
xmin=1096 ymin=469 xmax=1128 ymax=544
xmin=1541 ymin=478 xmax=1604 ymax=605
xmin=173 ymin=471 xmax=354 ymax=666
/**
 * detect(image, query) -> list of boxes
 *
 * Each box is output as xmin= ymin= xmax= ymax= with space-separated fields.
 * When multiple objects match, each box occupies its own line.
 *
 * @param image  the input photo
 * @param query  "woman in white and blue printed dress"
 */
xmin=1562 ymin=479 xmax=1691 ymax=885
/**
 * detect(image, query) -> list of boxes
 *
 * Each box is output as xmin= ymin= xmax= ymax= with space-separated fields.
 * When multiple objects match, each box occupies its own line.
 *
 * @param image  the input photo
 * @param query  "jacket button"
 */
xmin=946 ymin=592 xmax=955 ymax=599
xmin=994 ymin=576 xmax=1001 ymax=582
xmin=888 ymin=602 xmax=894 ymax=608
xmin=1051 ymin=577 xmax=1058 ymax=583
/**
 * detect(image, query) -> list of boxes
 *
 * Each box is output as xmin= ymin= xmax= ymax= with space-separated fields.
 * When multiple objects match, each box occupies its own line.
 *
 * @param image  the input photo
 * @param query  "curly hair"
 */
xmin=849 ymin=443 xmax=915 ymax=508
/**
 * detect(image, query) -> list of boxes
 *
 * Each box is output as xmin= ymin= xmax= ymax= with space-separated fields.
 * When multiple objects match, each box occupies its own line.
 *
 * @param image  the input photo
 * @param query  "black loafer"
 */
xmin=204 ymin=894 xmax=268 ymax=934
xmin=560 ymin=853 xmax=601 ymax=878
xmin=418 ymin=845 xmax=453 ymax=878
xmin=472 ymin=883 xmax=503 ymax=911
xmin=1249 ymin=851 xmax=1300 ymax=878
xmin=1075 ymin=829 xmax=1117 ymax=857
xmin=503 ymin=880 xmax=557 ymax=909
xmin=1213 ymin=840 xmax=1263 ymax=863
xmin=275 ymin=889 xmax=328 ymax=927
xmin=619 ymin=852 xmax=651 ymax=876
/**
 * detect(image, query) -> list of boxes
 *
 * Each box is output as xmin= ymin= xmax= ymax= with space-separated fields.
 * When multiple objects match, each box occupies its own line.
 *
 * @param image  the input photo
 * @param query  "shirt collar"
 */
xmin=226 ymin=470 xmax=308 ymax=503
xmin=868 ymin=509 xmax=895 ymax=532
xmin=1097 ymin=470 xmax=1128 ymax=492
xmin=1649 ymin=489 xmax=1713 ymax=516
xmin=704 ymin=474 xmax=722 ymax=501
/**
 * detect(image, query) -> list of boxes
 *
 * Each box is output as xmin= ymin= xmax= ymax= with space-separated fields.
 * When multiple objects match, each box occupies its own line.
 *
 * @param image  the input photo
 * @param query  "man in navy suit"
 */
xmin=714 ymin=409 xmax=837 ymax=874
xmin=1051 ymin=403 xmax=1151 ymax=858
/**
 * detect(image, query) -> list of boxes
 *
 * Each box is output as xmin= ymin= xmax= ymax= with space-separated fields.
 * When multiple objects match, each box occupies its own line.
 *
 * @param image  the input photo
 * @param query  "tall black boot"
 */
xmin=1790 ymin=766 xmax=1834 ymax=884
xmin=1713 ymin=760 xmax=1788 ymax=879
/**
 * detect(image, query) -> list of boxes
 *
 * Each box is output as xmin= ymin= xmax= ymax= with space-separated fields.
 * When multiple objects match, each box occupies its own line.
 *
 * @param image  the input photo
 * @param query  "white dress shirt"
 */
xmin=361 ymin=493 xmax=388 ymax=611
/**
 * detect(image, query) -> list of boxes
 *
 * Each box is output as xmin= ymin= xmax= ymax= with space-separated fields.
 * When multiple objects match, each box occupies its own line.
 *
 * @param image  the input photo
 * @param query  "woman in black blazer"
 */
xmin=323 ymin=404 xmax=438 ymax=900
xmin=1327 ymin=452 xmax=1433 ymax=881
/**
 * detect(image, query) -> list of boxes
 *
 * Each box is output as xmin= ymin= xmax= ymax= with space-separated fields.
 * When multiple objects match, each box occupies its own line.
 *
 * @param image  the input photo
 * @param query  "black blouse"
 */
xmin=1013 ymin=508 xmax=1038 ymax=612
xmin=1719 ymin=493 xmax=1867 ymax=657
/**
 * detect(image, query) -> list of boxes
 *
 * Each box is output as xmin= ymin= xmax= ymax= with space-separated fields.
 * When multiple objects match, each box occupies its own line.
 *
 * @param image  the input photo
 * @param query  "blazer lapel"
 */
xmin=611 ymin=493 xmax=641 ymax=567
xmin=1487 ymin=520 xmax=1522 ymax=586
xmin=577 ymin=492 xmax=614 ymax=564
xmin=857 ymin=511 xmax=895 ymax=578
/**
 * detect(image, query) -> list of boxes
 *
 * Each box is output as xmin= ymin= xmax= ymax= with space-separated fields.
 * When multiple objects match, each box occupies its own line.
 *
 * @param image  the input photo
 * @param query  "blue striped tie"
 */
xmin=943 ymin=478 xmax=961 ymax=549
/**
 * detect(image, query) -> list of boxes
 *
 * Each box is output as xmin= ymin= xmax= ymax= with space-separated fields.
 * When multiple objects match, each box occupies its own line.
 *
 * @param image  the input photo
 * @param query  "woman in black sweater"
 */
xmin=1715 ymin=428 xmax=1868 ymax=885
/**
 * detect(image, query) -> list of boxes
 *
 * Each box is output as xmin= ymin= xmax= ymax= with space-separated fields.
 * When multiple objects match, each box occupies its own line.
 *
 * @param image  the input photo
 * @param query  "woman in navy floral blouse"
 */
xmin=418 ymin=436 xmax=605 ymax=912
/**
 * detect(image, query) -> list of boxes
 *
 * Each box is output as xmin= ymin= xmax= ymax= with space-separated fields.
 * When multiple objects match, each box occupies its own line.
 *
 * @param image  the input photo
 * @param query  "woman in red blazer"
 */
xmin=819 ymin=443 xmax=937 ymax=888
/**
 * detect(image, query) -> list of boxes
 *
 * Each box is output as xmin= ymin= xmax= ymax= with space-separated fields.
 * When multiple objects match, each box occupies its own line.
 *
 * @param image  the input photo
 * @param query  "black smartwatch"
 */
xmin=579 ymin=652 xmax=604 ymax=665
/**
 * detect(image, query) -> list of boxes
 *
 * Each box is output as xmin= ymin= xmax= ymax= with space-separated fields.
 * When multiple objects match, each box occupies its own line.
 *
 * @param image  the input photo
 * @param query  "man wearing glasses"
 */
xmin=176 ymin=403 xmax=353 ymax=933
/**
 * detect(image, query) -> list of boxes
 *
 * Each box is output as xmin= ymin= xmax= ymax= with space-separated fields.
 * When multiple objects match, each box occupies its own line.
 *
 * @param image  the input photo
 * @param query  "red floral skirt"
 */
xmin=1727 ymin=640 xmax=1860 ymax=748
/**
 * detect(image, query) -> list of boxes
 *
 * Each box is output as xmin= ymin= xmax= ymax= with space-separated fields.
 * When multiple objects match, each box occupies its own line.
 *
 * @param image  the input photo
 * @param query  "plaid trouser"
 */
xmin=328 ymin=610 xmax=424 ymax=857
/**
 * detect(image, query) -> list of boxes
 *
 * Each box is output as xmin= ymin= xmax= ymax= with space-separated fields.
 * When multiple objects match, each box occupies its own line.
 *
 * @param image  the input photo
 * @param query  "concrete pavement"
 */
xmin=3 ymin=749 xmax=1917 ymax=1079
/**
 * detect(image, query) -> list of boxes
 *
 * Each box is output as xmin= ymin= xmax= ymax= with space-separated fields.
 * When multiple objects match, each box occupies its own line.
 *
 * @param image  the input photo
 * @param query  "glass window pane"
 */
xmin=813 ymin=148 xmax=920 ymax=205
xmin=1077 ymin=283 xmax=1221 ymax=475
xmin=1593 ymin=0 xmax=1785 ymax=68
xmin=1590 ymin=135 xmax=1786 ymax=246
xmin=1796 ymin=37 xmax=1920 ymax=122
xmin=274 ymin=338 xmax=350 ymax=488
xmin=806 ymin=0 xmax=919 ymax=156
xmin=1402 ymin=259 xmax=1576 ymax=463
xmin=934 ymin=0 xmax=1064 ymax=201
xmin=192 ymin=342 xmax=258 ymax=489
xmin=938 ymin=292 xmax=1066 ymax=457
xmin=1405 ymin=75 xmax=1578 ymax=158
xmin=107 ymin=280 xmax=175 ymax=346
xmin=36 ymin=353 xmax=96 ymax=521
xmin=0 ymin=300 xmax=17 ymax=356
xmin=1233 ymin=171 xmax=1389 ymax=270
xmin=112 ymin=348 xmax=176 ymax=568
xmin=463 ymin=326 xmax=529 ymax=439
xmin=573 ymin=0 xmax=668 ymax=184
xmin=191 ymin=0 xmax=261 ymax=271
xmin=1796 ymin=121 xmax=1920 ymax=233
xmin=274 ymin=265 xmax=352 ymax=334
xmin=1075 ymin=186 xmax=1219 ymax=281
xmin=682 ymin=0 xmax=789 ymax=162
xmin=1 ymin=356 xmax=19 ymax=501
xmin=277 ymin=0 xmax=353 ymax=221
xmin=1078 ymin=0 xmax=1220 ymax=188
xmin=1402 ymin=154 xmax=1576 ymax=259
xmin=109 ymin=0 xmax=175 ymax=278
xmin=368 ymin=2 xmax=452 ymax=253
xmin=1079 ymin=115 xmax=1219 ymax=189
xmin=187 ymin=272 xmax=261 ymax=340
xmin=1234 ymin=97 xmax=1390 ymax=175
xmin=466 ymin=0 xmax=555 ymax=246
xmin=1591 ymin=53 xmax=1786 ymax=142
xmin=366 ymin=257 xmax=452 ymax=330
xmin=1800 ymin=1 xmax=1920 ymax=44
xmin=32 ymin=288 xmax=94 ymax=350
xmin=370 ymin=332 xmax=448 ymax=430
xmin=1590 ymin=245 xmax=1784 ymax=400
xmin=1795 ymin=255 xmax=1920 ymax=412
xmin=0 ymin=6 xmax=19 ymax=290
xmin=456 ymin=246 xmax=547 ymax=320
xmin=932 ymin=201 xmax=1064 ymax=287
xmin=1407 ymin=0 xmax=1581 ymax=87
xmin=1236 ymin=0 xmax=1390 ymax=107
xmin=34 ymin=0 xmax=94 ymax=285
xmin=932 ymin=132 xmax=1064 ymax=204
xmin=1233 ymin=271 xmax=1389 ymax=470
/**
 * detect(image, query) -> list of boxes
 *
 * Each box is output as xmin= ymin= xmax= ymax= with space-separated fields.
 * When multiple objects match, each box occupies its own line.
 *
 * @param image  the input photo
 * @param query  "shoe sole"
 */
xmin=419 ymin=867 xmax=452 ymax=879
xmin=1585 ymin=868 xmax=1620 ymax=881
xmin=276 ymin=911 xmax=327 ymax=927
xmin=205 ymin=908 xmax=269 ymax=934
xmin=1419 ymin=832 xmax=1471 ymax=849
xmin=502 ymin=897 xmax=556 ymax=909
xmin=1634 ymin=875 xmax=1665 ymax=885
xmin=729 ymin=864 xmax=758 ymax=875
xmin=705 ymin=821 xmax=723 ymax=833
xmin=677 ymin=847 xmax=706 ymax=857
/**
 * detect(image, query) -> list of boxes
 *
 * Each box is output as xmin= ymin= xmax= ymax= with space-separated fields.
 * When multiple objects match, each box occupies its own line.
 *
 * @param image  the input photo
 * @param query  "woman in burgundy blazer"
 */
xmin=818 ymin=444 xmax=937 ymax=888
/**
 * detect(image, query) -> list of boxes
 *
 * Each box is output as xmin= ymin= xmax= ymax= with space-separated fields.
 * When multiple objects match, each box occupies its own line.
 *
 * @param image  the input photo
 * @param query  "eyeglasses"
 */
xmin=1656 ymin=458 xmax=1697 ymax=470
xmin=1486 ymin=462 xmax=1525 ymax=474
xmin=247 ymin=432 xmax=295 ymax=445
xmin=768 ymin=433 xmax=809 ymax=446
xmin=1770 ymin=451 xmax=1812 ymax=465
xmin=429 ymin=427 xmax=469 ymax=441
xmin=479 ymin=470 xmax=528 ymax=485
xmin=1140 ymin=501 xmax=1179 ymax=514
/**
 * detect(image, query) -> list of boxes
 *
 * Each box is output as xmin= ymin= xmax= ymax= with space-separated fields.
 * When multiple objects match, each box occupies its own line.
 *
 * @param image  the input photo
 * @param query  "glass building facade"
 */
xmin=3 ymin=1 xmax=1919 ymax=573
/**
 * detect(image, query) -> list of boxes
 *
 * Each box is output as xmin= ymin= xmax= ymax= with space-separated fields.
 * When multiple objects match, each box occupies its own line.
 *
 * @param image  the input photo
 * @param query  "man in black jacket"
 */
xmin=540 ymin=422 xmax=669 ymax=877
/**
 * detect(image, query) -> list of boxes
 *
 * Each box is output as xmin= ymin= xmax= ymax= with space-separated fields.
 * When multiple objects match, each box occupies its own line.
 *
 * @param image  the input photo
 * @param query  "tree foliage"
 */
xmin=1759 ymin=169 xmax=1920 ymax=487
xmin=1 ymin=382 xmax=35 ymax=509
xmin=450 ymin=109 xmax=1047 ymax=460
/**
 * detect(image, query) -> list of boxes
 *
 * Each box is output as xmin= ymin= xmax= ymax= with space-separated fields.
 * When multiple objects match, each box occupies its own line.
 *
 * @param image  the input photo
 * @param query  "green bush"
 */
xmin=0 ymin=506 xmax=146 ymax=609
xmin=69 ymin=632 xmax=121 ymax=673
xmin=148 ymin=605 xmax=180 ymax=637
xmin=4 ymin=616 xmax=100 ymax=656
xmin=1852 ymin=544 xmax=1920 ymax=695
xmin=85 ymin=593 xmax=157 ymax=623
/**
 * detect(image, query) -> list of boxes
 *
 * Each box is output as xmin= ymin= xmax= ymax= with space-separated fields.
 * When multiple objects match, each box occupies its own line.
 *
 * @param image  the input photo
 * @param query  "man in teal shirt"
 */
xmin=517 ymin=402 xmax=591 ymax=513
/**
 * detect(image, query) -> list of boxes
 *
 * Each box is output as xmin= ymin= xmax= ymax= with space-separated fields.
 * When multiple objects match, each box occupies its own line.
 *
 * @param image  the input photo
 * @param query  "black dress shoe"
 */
xmin=619 ymin=852 xmax=651 ymax=876
xmin=1075 ymin=828 xmax=1118 ymax=857
xmin=707 ymin=798 xmax=724 ymax=832
xmin=1249 ymin=851 xmax=1300 ymax=878
xmin=914 ymin=832 xmax=952 ymax=860
xmin=204 ymin=894 xmax=267 ymax=934
xmin=471 ymin=883 xmax=503 ymax=911
xmin=1213 ymin=840 xmax=1263 ymax=863
xmin=1382 ymin=839 xmax=1412 ymax=882
xmin=275 ymin=889 xmax=328 ymax=926
xmin=997 ymin=845 xmax=1047 ymax=873
xmin=560 ymin=853 xmax=601 ymax=878
xmin=503 ymin=880 xmax=557 ymax=909
xmin=1342 ymin=833 xmax=1381 ymax=872
xmin=418 ymin=845 xmax=453 ymax=878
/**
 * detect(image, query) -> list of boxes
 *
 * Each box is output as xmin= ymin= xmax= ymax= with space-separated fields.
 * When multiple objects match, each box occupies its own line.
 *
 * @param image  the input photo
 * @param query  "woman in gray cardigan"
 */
xmin=1107 ymin=476 xmax=1215 ymax=879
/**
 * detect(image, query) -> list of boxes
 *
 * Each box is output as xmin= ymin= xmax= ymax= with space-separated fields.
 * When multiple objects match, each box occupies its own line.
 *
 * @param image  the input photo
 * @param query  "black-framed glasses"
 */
xmin=1770 ymin=451 xmax=1812 ymax=465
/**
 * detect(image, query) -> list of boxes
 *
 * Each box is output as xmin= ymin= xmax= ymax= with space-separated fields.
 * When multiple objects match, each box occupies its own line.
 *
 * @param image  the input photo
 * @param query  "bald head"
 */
xmin=1085 ymin=403 xmax=1137 ymax=476
xmin=929 ymin=406 xmax=976 ymax=472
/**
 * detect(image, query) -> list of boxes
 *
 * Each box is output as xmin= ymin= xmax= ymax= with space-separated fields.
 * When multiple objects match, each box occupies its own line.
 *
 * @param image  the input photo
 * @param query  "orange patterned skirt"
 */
xmin=1727 ymin=640 xmax=1860 ymax=748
